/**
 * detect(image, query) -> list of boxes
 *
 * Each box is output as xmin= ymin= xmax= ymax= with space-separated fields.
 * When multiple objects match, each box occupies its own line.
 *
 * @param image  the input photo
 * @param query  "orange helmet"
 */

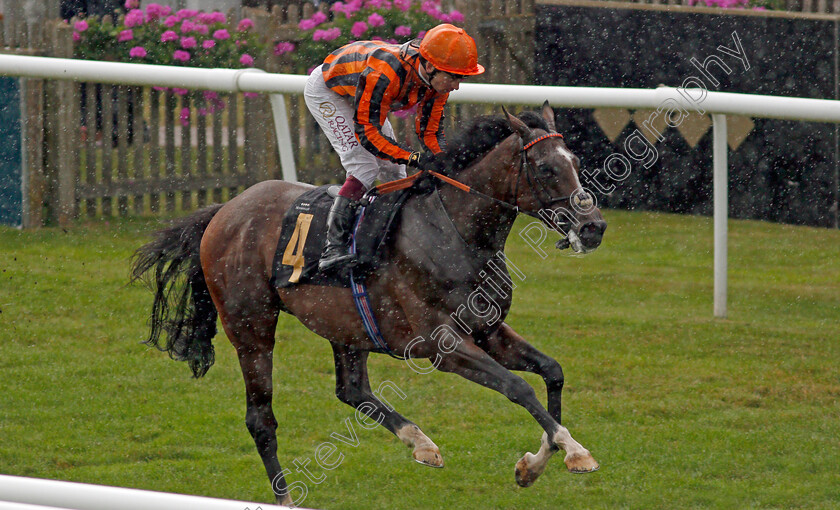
xmin=419 ymin=24 xmax=485 ymax=76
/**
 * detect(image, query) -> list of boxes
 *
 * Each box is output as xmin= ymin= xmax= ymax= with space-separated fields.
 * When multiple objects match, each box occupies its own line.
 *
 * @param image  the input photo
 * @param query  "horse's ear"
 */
xmin=541 ymin=100 xmax=557 ymax=133
xmin=502 ymin=106 xmax=532 ymax=140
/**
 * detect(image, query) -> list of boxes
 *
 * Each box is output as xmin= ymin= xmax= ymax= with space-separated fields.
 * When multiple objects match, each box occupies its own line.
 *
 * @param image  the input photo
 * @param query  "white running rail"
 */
xmin=0 ymin=474 xmax=296 ymax=510
xmin=2 ymin=54 xmax=839 ymax=318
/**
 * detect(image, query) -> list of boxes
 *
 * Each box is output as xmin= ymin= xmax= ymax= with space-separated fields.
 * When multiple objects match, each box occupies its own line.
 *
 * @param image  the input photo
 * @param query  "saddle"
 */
xmin=272 ymin=178 xmax=428 ymax=289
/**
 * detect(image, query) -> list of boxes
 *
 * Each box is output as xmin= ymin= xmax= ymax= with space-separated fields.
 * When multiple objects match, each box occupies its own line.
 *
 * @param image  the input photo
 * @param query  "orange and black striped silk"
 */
xmin=321 ymin=40 xmax=447 ymax=164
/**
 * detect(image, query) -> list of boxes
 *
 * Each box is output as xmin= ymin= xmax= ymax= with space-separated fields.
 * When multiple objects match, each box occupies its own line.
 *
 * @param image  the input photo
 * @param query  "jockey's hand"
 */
xmin=407 ymin=151 xmax=438 ymax=170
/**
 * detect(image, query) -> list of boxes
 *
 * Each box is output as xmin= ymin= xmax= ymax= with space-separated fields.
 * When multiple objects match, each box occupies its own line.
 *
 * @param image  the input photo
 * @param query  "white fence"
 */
xmin=0 ymin=474 xmax=295 ymax=510
xmin=2 ymin=54 xmax=840 ymax=321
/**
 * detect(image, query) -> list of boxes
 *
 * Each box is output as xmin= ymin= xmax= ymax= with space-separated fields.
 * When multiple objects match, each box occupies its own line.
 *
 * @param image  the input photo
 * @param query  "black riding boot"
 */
xmin=318 ymin=195 xmax=357 ymax=272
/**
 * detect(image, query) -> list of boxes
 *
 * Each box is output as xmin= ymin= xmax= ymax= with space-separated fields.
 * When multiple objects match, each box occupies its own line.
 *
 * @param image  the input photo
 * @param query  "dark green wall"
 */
xmin=536 ymin=4 xmax=839 ymax=228
xmin=0 ymin=77 xmax=23 ymax=227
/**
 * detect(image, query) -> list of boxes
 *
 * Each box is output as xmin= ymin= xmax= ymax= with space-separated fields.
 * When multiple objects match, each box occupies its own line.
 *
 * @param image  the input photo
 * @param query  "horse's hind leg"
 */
xmin=214 ymin=295 xmax=291 ymax=504
xmin=331 ymin=344 xmax=444 ymax=468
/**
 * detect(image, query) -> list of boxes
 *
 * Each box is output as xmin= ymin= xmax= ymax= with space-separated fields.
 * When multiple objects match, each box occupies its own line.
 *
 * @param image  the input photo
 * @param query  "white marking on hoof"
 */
xmin=564 ymin=451 xmax=600 ymax=473
xmin=397 ymin=424 xmax=444 ymax=468
xmin=514 ymin=432 xmax=555 ymax=487
xmin=278 ymin=493 xmax=295 ymax=507
xmin=413 ymin=445 xmax=444 ymax=468
xmin=551 ymin=426 xmax=599 ymax=473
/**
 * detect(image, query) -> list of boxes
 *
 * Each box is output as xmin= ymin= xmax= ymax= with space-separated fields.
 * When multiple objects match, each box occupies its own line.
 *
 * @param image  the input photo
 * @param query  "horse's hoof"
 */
xmin=564 ymin=451 xmax=599 ymax=473
xmin=413 ymin=445 xmax=444 ymax=468
xmin=277 ymin=493 xmax=295 ymax=506
xmin=514 ymin=455 xmax=539 ymax=487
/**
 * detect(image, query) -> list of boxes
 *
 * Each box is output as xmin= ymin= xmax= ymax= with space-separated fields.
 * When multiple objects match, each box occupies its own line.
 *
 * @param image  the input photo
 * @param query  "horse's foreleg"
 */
xmin=434 ymin=340 xmax=598 ymax=486
xmin=477 ymin=323 xmax=565 ymax=424
xmin=331 ymin=344 xmax=444 ymax=467
xmin=475 ymin=324 xmax=575 ymax=486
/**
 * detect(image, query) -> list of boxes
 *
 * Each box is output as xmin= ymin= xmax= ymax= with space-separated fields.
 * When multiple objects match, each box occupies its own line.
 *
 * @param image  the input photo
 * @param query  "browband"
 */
xmin=523 ymin=133 xmax=564 ymax=151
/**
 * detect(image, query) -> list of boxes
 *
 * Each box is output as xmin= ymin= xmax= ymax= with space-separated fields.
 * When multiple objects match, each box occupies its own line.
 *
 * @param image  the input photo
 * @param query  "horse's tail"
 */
xmin=130 ymin=204 xmax=224 ymax=378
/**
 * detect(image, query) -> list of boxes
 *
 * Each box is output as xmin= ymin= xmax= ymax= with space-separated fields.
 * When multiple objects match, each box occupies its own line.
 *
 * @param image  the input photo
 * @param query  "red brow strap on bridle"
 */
xmin=522 ymin=133 xmax=564 ymax=151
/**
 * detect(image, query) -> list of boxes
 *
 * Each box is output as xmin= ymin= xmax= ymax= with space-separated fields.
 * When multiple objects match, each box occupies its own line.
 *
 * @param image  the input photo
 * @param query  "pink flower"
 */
xmin=417 ymin=30 xmax=427 ymax=39
xmin=449 ymin=10 xmax=465 ymax=23
xmin=351 ymin=21 xmax=368 ymax=38
xmin=298 ymin=18 xmax=317 ymax=30
xmin=311 ymin=12 xmax=328 ymax=24
xmin=394 ymin=25 xmax=411 ymax=37
xmin=239 ymin=53 xmax=255 ymax=66
xmin=197 ymin=13 xmax=216 ymax=24
xmin=124 ymin=0 xmax=139 ymax=9
xmin=193 ymin=24 xmax=209 ymax=35
xmin=173 ymin=50 xmax=190 ymax=62
xmin=394 ymin=0 xmax=411 ymax=11
xmin=74 ymin=20 xmax=88 ymax=32
xmin=129 ymin=46 xmax=147 ymax=58
xmin=173 ymin=88 xmax=188 ymax=95
xmin=145 ymin=4 xmax=170 ymax=20
xmin=118 ymin=29 xmax=133 ymax=42
xmin=244 ymin=92 xmax=260 ymax=98
xmin=152 ymin=86 xmax=168 ymax=92
xmin=333 ymin=0 xmax=362 ymax=17
xmin=196 ymin=12 xmax=226 ymax=24
xmin=202 ymin=39 xmax=216 ymax=49
xmin=237 ymin=18 xmax=254 ymax=31
xmin=313 ymin=27 xmax=341 ymax=42
xmin=213 ymin=29 xmax=230 ymax=40
xmin=180 ymin=107 xmax=190 ymax=126
xmin=124 ymin=9 xmax=145 ymax=28
xmin=181 ymin=36 xmax=197 ymax=49
xmin=180 ymin=20 xmax=196 ymax=33
xmin=367 ymin=13 xmax=385 ymax=28
xmin=387 ymin=38 xmax=398 ymax=44
xmin=161 ymin=30 xmax=178 ymax=42
xmin=163 ymin=15 xmax=179 ymax=27
xmin=274 ymin=41 xmax=296 ymax=55
xmin=203 ymin=91 xmax=219 ymax=100
xmin=176 ymin=9 xmax=199 ymax=19
xmin=72 ymin=31 xmax=81 ymax=42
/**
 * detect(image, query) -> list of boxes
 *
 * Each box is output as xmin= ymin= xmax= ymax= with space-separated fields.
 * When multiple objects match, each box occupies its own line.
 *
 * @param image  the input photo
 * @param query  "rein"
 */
xmin=371 ymin=132 xmax=575 ymax=223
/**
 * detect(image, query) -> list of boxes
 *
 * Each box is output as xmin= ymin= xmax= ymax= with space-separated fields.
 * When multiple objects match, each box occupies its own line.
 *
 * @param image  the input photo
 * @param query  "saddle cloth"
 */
xmin=271 ymin=183 xmax=417 ymax=289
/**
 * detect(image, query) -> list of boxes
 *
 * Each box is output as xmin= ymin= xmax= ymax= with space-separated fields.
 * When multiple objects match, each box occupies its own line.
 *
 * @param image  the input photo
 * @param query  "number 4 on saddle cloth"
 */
xmin=271 ymin=179 xmax=425 ymax=290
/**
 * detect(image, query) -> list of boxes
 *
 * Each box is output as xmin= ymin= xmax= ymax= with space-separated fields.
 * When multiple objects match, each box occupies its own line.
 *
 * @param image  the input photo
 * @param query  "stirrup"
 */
xmin=318 ymin=251 xmax=357 ymax=272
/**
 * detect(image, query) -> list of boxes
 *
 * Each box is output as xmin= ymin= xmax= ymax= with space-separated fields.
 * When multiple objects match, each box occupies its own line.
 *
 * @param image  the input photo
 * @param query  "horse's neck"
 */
xmin=437 ymin=136 xmax=520 ymax=253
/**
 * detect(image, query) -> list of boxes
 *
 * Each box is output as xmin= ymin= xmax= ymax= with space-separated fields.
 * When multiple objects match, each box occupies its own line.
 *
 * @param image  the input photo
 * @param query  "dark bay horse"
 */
xmin=132 ymin=103 xmax=606 ymax=505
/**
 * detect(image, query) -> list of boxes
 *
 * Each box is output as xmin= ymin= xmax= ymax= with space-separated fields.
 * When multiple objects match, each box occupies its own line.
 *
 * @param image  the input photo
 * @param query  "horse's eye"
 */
xmin=538 ymin=164 xmax=554 ymax=175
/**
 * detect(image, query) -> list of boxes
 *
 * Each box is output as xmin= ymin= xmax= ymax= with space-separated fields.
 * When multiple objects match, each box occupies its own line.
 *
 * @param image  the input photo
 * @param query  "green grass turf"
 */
xmin=0 ymin=209 xmax=838 ymax=509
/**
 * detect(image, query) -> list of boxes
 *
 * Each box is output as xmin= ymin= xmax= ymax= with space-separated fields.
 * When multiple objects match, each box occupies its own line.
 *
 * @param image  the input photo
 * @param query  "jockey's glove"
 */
xmin=407 ymin=151 xmax=438 ymax=170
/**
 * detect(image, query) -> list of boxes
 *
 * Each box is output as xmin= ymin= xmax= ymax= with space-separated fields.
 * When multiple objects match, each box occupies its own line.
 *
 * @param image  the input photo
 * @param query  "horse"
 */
xmin=131 ymin=103 xmax=606 ymax=505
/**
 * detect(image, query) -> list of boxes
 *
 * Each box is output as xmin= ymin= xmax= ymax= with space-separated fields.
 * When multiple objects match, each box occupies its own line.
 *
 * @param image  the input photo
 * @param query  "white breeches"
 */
xmin=304 ymin=65 xmax=407 ymax=189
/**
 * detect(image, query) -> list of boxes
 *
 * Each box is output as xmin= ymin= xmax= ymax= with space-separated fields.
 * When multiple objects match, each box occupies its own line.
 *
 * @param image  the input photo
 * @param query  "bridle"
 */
xmin=512 ymin=132 xmax=580 ymax=224
xmin=370 ymin=130 xmax=588 ymax=228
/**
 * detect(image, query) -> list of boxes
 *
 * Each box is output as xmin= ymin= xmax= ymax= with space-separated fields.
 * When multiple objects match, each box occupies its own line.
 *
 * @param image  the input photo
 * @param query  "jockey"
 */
xmin=303 ymin=23 xmax=485 ymax=272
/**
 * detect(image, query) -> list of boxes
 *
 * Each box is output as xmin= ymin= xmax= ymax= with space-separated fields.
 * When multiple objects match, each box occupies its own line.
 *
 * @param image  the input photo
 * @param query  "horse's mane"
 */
xmin=434 ymin=111 xmax=550 ymax=175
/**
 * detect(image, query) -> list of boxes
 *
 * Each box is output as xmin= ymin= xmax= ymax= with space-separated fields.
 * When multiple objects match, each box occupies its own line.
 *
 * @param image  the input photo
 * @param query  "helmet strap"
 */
xmin=417 ymin=58 xmax=434 ymax=87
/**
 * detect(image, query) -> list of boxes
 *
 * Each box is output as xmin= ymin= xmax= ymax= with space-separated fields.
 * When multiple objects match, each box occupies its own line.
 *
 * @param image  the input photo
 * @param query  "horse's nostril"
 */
xmin=579 ymin=221 xmax=606 ymax=248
